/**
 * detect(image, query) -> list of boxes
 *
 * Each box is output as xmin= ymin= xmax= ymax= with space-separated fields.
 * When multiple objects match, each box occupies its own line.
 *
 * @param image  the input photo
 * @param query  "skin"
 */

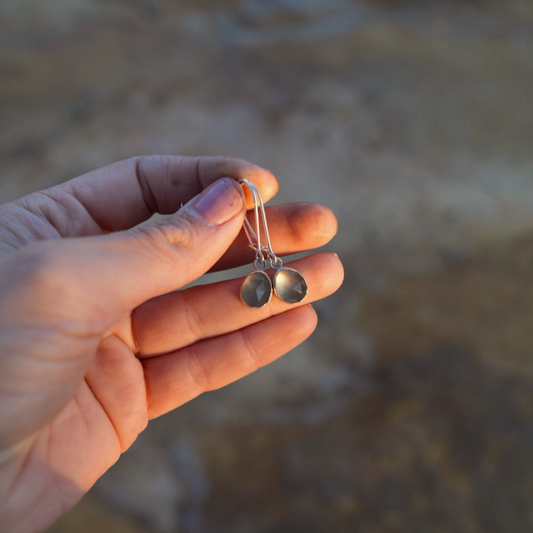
xmin=0 ymin=155 xmax=343 ymax=533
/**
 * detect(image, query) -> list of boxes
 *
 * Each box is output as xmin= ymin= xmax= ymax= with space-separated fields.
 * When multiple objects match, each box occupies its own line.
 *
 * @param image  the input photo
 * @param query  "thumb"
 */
xmin=4 ymin=177 xmax=246 ymax=327
xmin=0 ymin=178 xmax=245 ymax=450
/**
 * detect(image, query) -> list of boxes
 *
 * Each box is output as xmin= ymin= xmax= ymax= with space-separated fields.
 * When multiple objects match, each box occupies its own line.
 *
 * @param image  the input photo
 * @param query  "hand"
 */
xmin=0 ymin=156 xmax=342 ymax=532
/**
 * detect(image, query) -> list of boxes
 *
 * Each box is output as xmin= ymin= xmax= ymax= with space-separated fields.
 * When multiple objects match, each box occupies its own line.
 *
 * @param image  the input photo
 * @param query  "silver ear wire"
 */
xmin=239 ymin=179 xmax=283 ymax=270
xmin=238 ymin=179 xmax=273 ymax=307
xmin=239 ymin=179 xmax=267 ymax=269
xmin=238 ymin=179 xmax=308 ymax=307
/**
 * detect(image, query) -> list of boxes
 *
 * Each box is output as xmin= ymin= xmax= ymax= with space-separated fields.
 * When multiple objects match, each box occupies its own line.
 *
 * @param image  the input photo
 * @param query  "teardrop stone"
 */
xmin=274 ymin=268 xmax=308 ymax=304
xmin=241 ymin=271 xmax=272 ymax=308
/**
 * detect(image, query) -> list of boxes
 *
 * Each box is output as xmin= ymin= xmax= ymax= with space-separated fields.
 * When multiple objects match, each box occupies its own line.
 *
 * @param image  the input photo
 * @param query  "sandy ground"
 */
xmin=2 ymin=0 xmax=533 ymax=531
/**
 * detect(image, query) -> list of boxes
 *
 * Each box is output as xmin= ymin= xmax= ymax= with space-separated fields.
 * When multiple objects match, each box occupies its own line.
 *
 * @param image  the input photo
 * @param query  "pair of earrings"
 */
xmin=239 ymin=179 xmax=308 ymax=308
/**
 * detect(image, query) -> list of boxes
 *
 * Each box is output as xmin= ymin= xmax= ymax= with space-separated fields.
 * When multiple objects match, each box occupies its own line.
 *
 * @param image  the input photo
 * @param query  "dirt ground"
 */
xmin=2 ymin=0 xmax=533 ymax=531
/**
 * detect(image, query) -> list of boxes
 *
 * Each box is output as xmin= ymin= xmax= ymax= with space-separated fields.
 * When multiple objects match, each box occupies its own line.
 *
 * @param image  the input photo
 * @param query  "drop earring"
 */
xmin=273 ymin=266 xmax=308 ymax=304
xmin=239 ymin=180 xmax=273 ymax=308
xmin=239 ymin=179 xmax=308 ymax=307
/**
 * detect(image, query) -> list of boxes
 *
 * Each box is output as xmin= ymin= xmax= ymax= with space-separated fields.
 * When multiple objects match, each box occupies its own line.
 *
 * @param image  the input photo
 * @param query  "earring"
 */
xmin=239 ymin=179 xmax=308 ymax=307
xmin=239 ymin=180 xmax=273 ymax=308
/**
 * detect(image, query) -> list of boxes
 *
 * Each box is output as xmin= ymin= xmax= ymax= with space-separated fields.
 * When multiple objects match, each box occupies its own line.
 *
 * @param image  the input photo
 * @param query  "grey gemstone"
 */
xmin=274 ymin=268 xmax=308 ymax=304
xmin=241 ymin=271 xmax=272 ymax=308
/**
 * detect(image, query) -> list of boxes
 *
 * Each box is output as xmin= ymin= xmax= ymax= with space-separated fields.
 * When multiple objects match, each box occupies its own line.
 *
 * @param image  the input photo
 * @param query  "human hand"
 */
xmin=0 ymin=156 xmax=343 ymax=532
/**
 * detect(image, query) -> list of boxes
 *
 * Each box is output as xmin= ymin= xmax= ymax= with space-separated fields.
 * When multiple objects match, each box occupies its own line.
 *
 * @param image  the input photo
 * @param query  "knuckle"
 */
xmin=164 ymin=216 xmax=197 ymax=248
xmin=182 ymin=290 xmax=206 ymax=342
xmin=136 ymin=217 xmax=195 ymax=250
xmin=132 ymin=218 xmax=195 ymax=278
xmin=187 ymin=348 xmax=212 ymax=393
xmin=239 ymin=329 xmax=262 ymax=372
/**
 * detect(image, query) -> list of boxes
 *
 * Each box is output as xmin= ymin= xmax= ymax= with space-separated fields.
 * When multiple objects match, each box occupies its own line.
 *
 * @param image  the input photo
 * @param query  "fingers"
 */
xmin=25 ymin=156 xmax=278 ymax=235
xmin=211 ymin=202 xmax=338 ymax=272
xmin=132 ymin=253 xmax=344 ymax=357
xmin=5 ymin=178 xmax=248 ymax=327
xmin=143 ymin=305 xmax=318 ymax=418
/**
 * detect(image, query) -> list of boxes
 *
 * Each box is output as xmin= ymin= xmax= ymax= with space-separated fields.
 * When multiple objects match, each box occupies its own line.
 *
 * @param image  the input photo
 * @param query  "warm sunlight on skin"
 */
xmin=0 ymin=156 xmax=343 ymax=533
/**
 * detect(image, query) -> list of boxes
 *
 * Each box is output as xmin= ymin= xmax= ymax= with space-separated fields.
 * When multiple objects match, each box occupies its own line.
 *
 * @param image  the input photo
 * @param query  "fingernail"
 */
xmin=188 ymin=178 xmax=244 ymax=225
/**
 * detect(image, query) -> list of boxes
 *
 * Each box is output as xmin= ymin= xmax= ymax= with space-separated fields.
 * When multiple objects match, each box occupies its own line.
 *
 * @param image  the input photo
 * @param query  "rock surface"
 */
xmin=1 ymin=0 xmax=533 ymax=531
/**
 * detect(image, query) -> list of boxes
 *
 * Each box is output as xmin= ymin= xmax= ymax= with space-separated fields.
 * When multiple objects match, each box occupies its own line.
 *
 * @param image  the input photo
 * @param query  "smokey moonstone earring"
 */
xmin=239 ymin=180 xmax=272 ymax=308
xmin=239 ymin=179 xmax=308 ymax=308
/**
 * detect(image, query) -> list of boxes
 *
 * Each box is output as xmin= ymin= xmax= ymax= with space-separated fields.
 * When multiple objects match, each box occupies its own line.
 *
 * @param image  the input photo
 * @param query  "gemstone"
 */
xmin=241 ymin=270 xmax=272 ymax=308
xmin=273 ymin=268 xmax=308 ymax=304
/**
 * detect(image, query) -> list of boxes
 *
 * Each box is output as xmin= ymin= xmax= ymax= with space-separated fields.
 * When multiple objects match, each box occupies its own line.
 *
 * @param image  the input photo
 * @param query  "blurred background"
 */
xmin=2 ymin=0 xmax=533 ymax=531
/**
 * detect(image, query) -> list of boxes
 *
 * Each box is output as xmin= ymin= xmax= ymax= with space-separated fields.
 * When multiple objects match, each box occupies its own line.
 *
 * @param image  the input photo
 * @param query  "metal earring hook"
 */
xmin=238 ymin=179 xmax=307 ymax=308
xmin=239 ymin=179 xmax=266 ymax=269
xmin=238 ymin=179 xmax=283 ymax=270
xmin=238 ymin=179 xmax=273 ymax=308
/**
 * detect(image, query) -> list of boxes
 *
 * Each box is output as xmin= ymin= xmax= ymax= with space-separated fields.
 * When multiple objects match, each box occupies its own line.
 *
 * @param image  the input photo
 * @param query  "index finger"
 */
xmin=62 ymin=155 xmax=279 ymax=232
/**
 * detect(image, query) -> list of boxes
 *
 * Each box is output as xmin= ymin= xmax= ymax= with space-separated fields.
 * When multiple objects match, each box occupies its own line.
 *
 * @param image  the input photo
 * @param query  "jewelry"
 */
xmin=239 ymin=179 xmax=308 ymax=308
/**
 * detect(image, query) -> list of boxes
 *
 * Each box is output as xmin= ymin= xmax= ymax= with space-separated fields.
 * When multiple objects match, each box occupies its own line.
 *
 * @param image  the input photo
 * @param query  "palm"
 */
xmin=41 ymin=328 xmax=147 ymax=511
xmin=0 ymin=156 xmax=342 ymax=532
xmin=0 ymin=210 xmax=151 ymax=515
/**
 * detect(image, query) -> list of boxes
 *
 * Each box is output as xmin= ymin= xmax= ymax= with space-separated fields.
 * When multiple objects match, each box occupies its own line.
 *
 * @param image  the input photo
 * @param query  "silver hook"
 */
xmin=239 ymin=179 xmax=266 ymax=267
xmin=238 ymin=179 xmax=283 ymax=270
